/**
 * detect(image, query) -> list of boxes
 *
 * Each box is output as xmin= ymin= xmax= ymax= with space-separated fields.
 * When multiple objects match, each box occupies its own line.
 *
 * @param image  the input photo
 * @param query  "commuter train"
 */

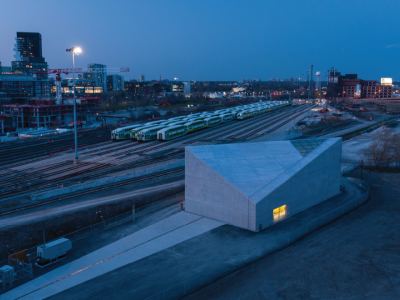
xmin=111 ymin=101 xmax=290 ymax=141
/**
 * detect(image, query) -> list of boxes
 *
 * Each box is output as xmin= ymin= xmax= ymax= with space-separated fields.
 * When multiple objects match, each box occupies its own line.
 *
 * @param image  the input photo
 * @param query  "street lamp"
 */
xmin=66 ymin=47 xmax=82 ymax=165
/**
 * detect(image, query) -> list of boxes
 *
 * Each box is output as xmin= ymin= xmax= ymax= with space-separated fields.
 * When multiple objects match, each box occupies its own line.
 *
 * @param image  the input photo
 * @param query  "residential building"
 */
xmin=107 ymin=75 xmax=124 ymax=91
xmin=12 ymin=32 xmax=48 ymax=80
xmin=83 ymin=64 xmax=107 ymax=92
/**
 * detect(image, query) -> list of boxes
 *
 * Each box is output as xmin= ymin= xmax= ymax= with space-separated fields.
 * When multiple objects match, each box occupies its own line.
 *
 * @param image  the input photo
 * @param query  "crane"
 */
xmin=32 ymin=67 xmax=130 ymax=103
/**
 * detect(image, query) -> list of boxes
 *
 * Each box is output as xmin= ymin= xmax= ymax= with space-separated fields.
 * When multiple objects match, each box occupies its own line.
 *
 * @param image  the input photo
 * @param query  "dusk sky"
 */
xmin=1 ymin=0 xmax=399 ymax=81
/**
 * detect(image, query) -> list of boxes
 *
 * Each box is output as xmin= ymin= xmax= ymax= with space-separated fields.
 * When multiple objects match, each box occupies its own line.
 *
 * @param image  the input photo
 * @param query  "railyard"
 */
xmin=0 ymin=103 xmax=317 ymax=210
xmin=1 ymin=101 xmax=382 ymax=298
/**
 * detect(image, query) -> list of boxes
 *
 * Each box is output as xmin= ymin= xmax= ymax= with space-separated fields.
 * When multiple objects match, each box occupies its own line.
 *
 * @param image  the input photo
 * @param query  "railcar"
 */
xmin=204 ymin=116 xmax=222 ymax=127
xmin=184 ymin=120 xmax=208 ymax=133
xmin=157 ymin=125 xmax=188 ymax=140
xmin=236 ymin=110 xmax=252 ymax=120
xmin=219 ymin=113 xmax=236 ymax=123
xmin=130 ymin=125 xmax=158 ymax=140
xmin=250 ymin=109 xmax=260 ymax=116
xmin=111 ymin=125 xmax=141 ymax=141
xmin=137 ymin=125 xmax=169 ymax=141
xmin=144 ymin=120 xmax=165 ymax=125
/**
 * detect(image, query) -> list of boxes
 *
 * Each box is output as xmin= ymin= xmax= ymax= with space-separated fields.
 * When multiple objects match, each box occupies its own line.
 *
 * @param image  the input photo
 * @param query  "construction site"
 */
xmin=1 ymin=97 xmax=100 ymax=130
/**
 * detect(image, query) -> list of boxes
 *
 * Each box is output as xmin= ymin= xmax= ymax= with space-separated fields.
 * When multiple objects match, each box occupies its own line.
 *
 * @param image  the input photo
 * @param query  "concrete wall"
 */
xmin=185 ymin=149 xmax=252 ymax=230
xmin=255 ymin=138 xmax=342 ymax=229
xmin=185 ymin=138 xmax=342 ymax=232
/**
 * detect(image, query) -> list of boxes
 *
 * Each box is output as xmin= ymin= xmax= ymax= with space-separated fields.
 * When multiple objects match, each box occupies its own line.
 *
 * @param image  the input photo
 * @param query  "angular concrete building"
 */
xmin=185 ymin=138 xmax=342 ymax=231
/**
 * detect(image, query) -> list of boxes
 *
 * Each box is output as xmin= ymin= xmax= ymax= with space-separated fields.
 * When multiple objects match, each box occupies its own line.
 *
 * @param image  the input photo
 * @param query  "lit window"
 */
xmin=273 ymin=205 xmax=287 ymax=222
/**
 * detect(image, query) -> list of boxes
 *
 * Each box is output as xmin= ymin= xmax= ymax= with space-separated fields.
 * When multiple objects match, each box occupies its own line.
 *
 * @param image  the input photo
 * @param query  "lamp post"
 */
xmin=66 ymin=47 xmax=82 ymax=165
xmin=307 ymin=70 xmax=311 ymax=117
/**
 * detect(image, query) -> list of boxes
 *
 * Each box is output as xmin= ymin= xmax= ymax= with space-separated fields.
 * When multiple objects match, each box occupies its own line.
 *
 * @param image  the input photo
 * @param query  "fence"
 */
xmin=341 ymin=158 xmax=400 ymax=170
xmin=0 ymin=191 xmax=184 ymax=268
xmin=0 ymin=210 xmax=132 ymax=269
xmin=145 ymin=183 xmax=370 ymax=300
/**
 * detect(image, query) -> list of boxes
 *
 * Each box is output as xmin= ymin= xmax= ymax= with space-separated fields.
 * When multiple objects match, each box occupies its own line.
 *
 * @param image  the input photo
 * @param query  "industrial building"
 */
xmin=185 ymin=138 xmax=342 ymax=231
xmin=328 ymin=70 xmax=392 ymax=99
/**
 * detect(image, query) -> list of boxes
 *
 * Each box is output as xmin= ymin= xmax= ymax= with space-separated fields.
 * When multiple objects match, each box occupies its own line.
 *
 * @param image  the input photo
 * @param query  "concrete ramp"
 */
xmin=3 ymin=212 xmax=223 ymax=300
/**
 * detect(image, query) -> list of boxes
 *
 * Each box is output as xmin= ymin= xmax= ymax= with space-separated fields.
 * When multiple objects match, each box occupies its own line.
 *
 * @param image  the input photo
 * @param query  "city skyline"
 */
xmin=0 ymin=0 xmax=399 ymax=81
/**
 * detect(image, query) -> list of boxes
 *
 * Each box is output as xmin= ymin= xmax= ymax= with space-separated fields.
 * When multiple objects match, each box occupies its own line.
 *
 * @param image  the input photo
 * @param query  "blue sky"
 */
xmin=0 ymin=0 xmax=399 ymax=81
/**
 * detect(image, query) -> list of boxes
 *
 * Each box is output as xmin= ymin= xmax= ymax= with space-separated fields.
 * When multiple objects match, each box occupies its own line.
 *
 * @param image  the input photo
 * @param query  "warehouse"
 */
xmin=185 ymin=138 xmax=342 ymax=231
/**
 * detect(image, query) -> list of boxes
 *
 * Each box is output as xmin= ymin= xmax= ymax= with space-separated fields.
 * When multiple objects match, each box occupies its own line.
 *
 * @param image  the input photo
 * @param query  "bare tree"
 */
xmin=391 ymin=133 xmax=400 ymax=166
xmin=365 ymin=129 xmax=397 ymax=168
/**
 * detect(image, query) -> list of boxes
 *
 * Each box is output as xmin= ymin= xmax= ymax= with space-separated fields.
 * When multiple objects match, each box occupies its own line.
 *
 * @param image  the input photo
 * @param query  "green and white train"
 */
xmin=111 ymin=100 xmax=290 ymax=141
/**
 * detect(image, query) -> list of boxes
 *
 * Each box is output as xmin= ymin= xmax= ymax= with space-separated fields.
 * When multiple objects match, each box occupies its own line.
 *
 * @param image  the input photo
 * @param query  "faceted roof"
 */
xmin=186 ymin=139 xmax=334 ymax=204
xmin=290 ymin=139 xmax=325 ymax=156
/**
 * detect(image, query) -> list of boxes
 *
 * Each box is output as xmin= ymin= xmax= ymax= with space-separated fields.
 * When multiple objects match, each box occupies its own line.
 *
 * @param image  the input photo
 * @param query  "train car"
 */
xmin=236 ymin=110 xmax=252 ymax=120
xmin=204 ymin=116 xmax=222 ymax=127
xmin=111 ymin=125 xmax=140 ymax=141
xmin=219 ymin=113 xmax=236 ymax=123
xmin=144 ymin=120 xmax=165 ymax=126
xmin=157 ymin=125 xmax=188 ymax=141
xmin=184 ymin=120 xmax=208 ymax=133
xmin=165 ymin=117 xmax=185 ymax=123
xmin=259 ymin=107 xmax=268 ymax=114
xmin=137 ymin=125 xmax=168 ymax=142
xmin=250 ymin=109 xmax=260 ymax=116
xmin=130 ymin=125 xmax=158 ymax=140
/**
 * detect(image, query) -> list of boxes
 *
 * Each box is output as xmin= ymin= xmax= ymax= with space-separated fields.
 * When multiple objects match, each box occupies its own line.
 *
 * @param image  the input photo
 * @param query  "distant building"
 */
xmin=107 ymin=75 xmax=124 ymax=91
xmin=0 ymin=74 xmax=50 ymax=107
xmin=12 ymin=32 xmax=48 ymax=80
xmin=172 ymin=83 xmax=184 ymax=93
xmin=139 ymin=74 xmax=145 ymax=82
xmin=1 ymin=66 xmax=12 ymax=73
xmin=183 ymin=82 xmax=191 ymax=95
xmin=124 ymin=80 xmax=171 ymax=95
xmin=336 ymin=73 xmax=392 ymax=99
xmin=82 ymin=64 xmax=107 ymax=92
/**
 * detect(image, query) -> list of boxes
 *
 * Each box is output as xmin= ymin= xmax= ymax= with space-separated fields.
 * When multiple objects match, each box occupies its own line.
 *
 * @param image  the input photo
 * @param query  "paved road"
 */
xmin=186 ymin=171 xmax=400 ymax=300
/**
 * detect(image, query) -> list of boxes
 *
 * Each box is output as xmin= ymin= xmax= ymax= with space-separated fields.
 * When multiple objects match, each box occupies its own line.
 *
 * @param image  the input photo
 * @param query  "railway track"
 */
xmin=236 ymin=105 xmax=317 ymax=139
xmin=0 ymin=105 xmax=306 ymax=198
xmin=106 ymin=105 xmax=302 ymax=158
xmin=0 ymin=167 xmax=184 ymax=217
xmin=0 ymin=128 xmax=114 ymax=167
xmin=0 ymin=150 xmax=184 ymax=199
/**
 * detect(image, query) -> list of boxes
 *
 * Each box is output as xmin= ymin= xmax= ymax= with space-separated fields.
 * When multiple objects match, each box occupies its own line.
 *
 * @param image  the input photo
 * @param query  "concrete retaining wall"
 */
xmin=31 ymin=160 xmax=185 ymax=202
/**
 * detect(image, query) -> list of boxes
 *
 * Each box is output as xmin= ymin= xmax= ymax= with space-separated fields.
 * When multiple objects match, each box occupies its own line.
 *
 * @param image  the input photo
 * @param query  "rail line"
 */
xmin=0 ymin=105 xmax=307 ymax=199
xmin=0 ymin=167 xmax=184 ymax=217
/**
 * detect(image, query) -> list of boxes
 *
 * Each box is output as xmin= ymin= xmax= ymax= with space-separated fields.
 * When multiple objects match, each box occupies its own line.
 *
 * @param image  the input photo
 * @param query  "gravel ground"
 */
xmin=186 ymin=171 xmax=400 ymax=300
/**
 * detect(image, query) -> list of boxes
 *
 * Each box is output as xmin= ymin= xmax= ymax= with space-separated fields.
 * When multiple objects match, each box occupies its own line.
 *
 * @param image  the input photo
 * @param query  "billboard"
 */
xmin=381 ymin=78 xmax=392 ymax=86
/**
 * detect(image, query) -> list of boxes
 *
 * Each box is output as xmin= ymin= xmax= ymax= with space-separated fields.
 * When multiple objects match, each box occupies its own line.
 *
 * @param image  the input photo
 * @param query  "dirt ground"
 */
xmin=186 ymin=170 xmax=400 ymax=300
